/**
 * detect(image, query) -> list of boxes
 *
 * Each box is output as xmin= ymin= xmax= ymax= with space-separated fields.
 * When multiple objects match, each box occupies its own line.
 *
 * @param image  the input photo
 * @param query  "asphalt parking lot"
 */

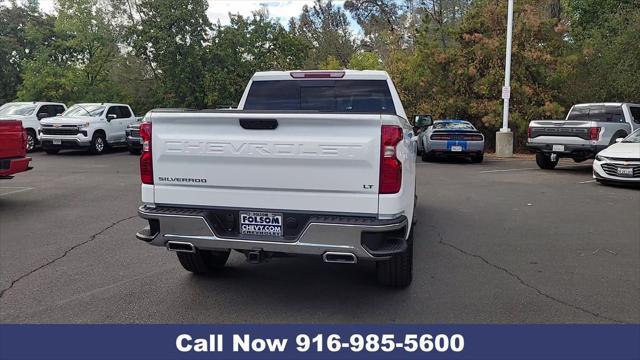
xmin=0 ymin=149 xmax=638 ymax=324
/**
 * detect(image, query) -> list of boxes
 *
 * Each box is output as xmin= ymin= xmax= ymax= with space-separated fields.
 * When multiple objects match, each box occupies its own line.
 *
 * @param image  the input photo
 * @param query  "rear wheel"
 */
xmin=376 ymin=228 xmax=413 ymax=288
xmin=25 ymin=129 xmax=37 ymax=152
xmin=421 ymin=152 xmax=433 ymax=162
xmin=44 ymin=148 xmax=59 ymax=155
xmin=129 ymin=147 xmax=142 ymax=155
xmin=177 ymin=249 xmax=230 ymax=274
xmin=609 ymin=131 xmax=627 ymax=145
xmin=471 ymin=153 xmax=484 ymax=163
xmin=536 ymin=152 xmax=558 ymax=169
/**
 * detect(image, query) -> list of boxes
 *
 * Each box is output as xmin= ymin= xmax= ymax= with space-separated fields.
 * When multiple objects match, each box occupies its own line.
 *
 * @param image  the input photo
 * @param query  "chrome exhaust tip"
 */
xmin=166 ymin=241 xmax=196 ymax=253
xmin=322 ymin=252 xmax=357 ymax=264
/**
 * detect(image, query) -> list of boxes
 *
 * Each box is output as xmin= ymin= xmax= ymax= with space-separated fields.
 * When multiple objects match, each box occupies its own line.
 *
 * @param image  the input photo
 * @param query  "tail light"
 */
xmin=430 ymin=133 xmax=483 ymax=141
xmin=528 ymin=127 xmax=532 ymax=139
xmin=139 ymin=122 xmax=153 ymax=184
xmin=22 ymin=128 xmax=28 ymax=151
xmin=290 ymin=71 xmax=345 ymax=79
xmin=380 ymin=125 xmax=403 ymax=194
xmin=430 ymin=134 xmax=451 ymax=141
xmin=465 ymin=134 xmax=484 ymax=141
xmin=589 ymin=127 xmax=600 ymax=141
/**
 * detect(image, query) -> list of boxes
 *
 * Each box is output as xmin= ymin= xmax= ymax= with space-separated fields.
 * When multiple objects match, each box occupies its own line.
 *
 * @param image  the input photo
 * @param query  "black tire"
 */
xmin=25 ymin=129 xmax=37 ymax=153
xmin=44 ymin=148 xmax=59 ymax=155
xmin=376 ymin=228 xmax=413 ymax=288
xmin=89 ymin=132 xmax=107 ymax=154
xmin=128 ymin=147 xmax=142 ymax=155
xmin=609 ymin=132 xmax=627 ymax=145
xmin=536 ymin=152 xmax=558 ymax=170
xmin=471 ymin=153 xmax=484 ymax=163
xmin=177 ymin=249 xmax=230 ymax=274
xmin=421 ymin=152 xmax=433 ymax=162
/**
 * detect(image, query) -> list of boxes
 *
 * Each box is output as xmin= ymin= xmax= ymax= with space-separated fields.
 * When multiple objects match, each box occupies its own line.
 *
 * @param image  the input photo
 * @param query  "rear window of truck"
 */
xmin=244 ymin=80 xmax=396 ymax=114
xmin=567 ymin=105 xmax=625 ymax=123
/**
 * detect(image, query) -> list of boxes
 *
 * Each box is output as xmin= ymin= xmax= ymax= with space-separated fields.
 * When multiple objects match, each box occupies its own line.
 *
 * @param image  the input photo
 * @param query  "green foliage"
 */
xmin=388 ymin=0 xmax=570 ymax=148
xmin=348 ymin=52 xmax=382 ymax=70
xmin=17 ymin=0 xmax=123 ymax=104
xmin=0 ymin=1 xmax=55 ymax=103
xmin=206 ymin=11 xmax=309 ymax=107
xmin=563 ymin=0 xmax=635 ymax=38
xmin=133 ymin=0 xmax=211 ymax=109
xmin=3 ymin=0 xmax=639 ymax=148
xmin=319 ymin=56 xmax=343 ymax=70
xmin=291 ymin=0 xmax=356 ymax=67
xmin=563 ymin=1 xmax=640 ymax=104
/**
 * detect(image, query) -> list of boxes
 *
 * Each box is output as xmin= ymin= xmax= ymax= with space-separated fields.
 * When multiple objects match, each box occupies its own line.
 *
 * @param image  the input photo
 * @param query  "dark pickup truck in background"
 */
xmin=125 ymin=122 xmax=142 ymax=155
xmin=0 ymin=120 xmax=32 ymax=179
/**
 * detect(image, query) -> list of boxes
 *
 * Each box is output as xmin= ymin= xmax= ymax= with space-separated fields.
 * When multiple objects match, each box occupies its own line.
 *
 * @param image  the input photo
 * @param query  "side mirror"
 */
xmin=37 ymin=112 xmax=49 ymax=120
xmin=615 ymin=137 xmax=624 ymax=143
xmin=413 ymin=114 xmax=433 ymax=132
xmin=107 ymin=114 xmax=117 ymax=121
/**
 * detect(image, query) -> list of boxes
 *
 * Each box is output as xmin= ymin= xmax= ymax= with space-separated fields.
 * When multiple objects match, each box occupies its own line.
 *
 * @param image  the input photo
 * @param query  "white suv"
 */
xmin=0 ymin=102 xmax=67 ymax=152
xmin=39 ymin=103 xmax=137 ymax=154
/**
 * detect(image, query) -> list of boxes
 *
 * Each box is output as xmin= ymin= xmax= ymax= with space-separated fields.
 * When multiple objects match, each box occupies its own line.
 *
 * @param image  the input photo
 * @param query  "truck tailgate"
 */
xmin=151 ymin=112 xmax=382 ymax=214
xmin=0 ymin=120 xmax=26 ymax=159
xmin=529 ymin=120 xmax=593 ymax=140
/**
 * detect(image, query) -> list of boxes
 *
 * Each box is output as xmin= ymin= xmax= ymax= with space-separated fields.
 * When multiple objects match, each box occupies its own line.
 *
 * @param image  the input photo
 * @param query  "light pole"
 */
xmin=496 ymin=0 xmax=514 ymax=157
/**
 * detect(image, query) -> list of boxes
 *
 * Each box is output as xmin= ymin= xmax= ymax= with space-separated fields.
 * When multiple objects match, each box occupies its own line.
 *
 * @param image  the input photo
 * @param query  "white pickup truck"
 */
xmin=0 ymin=102 xmax=67 ymax=152
xmin=40 ymin=103 xmax=137 ymax=154
xmin=136 ymin=70 xmax=417 ymax=287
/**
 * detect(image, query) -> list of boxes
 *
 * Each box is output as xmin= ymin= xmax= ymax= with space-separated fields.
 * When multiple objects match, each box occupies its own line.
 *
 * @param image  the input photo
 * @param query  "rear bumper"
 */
xmin=427 ymin=140 xmax=484 ymax=154
xmin=526 ymin=142 xmax=607 ymax=158
xmin=136 ymin=205 xmax=409 ymax=260
xmin=0 ymin=156 xmax=32 ymax=177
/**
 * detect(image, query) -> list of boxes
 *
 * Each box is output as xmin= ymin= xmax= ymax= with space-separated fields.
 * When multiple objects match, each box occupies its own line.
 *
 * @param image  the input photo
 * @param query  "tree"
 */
xmin=319 ymin=55 xmax=342 ymax=70
xmin=344 ymin=0 xmax=403 ymax=61
xmin=389 ymin=0 xmax=569 ymax=149
xmin=133 ymin=0 xmax=211 ymax=108
xmin=563 ymin=0 xmax=635 ymax=39
xmin=344 ymin=0 xmax=401 ymax=37
xmin=0 ymin=0 xmax=55 ymax=103
xmin=291 ymin=0 xmax=356 ymax=67
xmin=17 ymin=0 xmax=122 ymax=103
xmin=206 ymin=11 xmax=309 ymax=107
xmin=348 ymin=51 xmax=382 ymax=70
xmin=564 ymin=5 xmax=640 ymax=103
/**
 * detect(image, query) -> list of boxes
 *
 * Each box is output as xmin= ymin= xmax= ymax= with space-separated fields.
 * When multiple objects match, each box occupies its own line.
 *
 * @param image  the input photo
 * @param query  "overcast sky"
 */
xmin=38 ymin=0 xmax=348 ymax=27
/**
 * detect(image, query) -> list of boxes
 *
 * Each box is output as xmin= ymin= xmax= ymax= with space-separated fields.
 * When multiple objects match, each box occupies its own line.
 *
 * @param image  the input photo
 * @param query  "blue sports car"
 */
xmin=420 ymin=120 xmax=485 ymax=163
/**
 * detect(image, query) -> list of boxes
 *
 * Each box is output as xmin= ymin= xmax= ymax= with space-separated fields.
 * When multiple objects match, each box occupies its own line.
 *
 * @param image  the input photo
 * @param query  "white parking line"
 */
xmin=479 ymin=164 xmax=587 ymax=174
xmin=0 ymin=187 xmax=34 ymax=196
xmin=479 ymin=167 xmax=538 ymax=173
xmin=579 ymin=180 xmax=596 ymax=184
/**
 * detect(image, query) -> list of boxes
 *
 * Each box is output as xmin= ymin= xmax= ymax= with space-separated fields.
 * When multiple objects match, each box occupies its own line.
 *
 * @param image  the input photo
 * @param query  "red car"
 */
xmin=0 ymin=120 xmax=32 ymax=178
